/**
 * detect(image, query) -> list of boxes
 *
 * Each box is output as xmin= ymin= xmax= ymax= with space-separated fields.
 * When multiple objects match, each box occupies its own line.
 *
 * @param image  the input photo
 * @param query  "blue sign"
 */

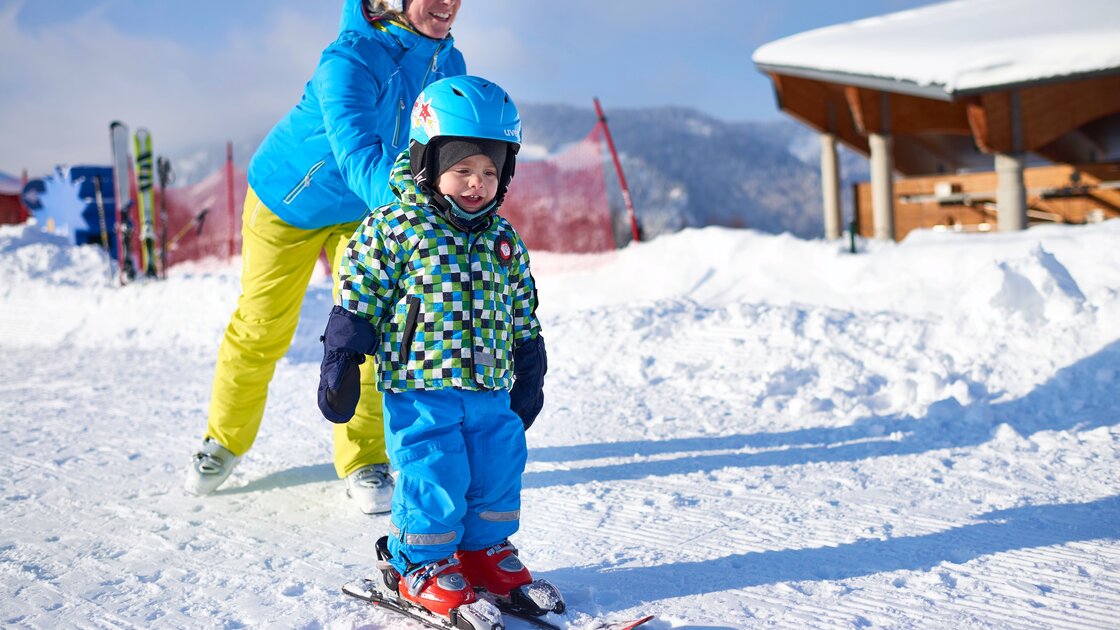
xmin=21 ymin=166 xmax=119 ymax=260
xmin=21 ymin=178 xmax=45 ymax=211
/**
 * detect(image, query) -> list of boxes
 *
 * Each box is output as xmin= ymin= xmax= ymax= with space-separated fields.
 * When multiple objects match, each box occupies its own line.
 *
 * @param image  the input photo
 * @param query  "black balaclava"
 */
xmin=435 ymin=139 xmax=507 ymax=178
xmin=411 ymin=136 xmax=517 ymax=232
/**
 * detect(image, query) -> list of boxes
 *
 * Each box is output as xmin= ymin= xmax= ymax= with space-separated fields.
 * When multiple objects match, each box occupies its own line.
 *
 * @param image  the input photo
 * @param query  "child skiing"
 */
xmin=317 ymin=75 xmax=557 ymax=629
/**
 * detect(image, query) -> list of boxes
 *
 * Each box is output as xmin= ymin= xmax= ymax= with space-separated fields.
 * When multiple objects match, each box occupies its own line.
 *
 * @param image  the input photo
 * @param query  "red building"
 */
xmin=0 ymin=172 xmax=27 ymax=225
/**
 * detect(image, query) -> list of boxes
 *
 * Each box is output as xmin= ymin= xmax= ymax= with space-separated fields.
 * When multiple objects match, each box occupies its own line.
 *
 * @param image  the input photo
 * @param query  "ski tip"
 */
xmin=605 ymin=616 xmax=655 ymax=630
xmin=341 ymin=577 xmax=378 ymax=600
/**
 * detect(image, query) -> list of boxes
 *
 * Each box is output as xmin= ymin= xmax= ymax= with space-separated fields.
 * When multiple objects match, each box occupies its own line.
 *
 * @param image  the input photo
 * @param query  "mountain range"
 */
xmin=170 ymin=104 xmax=871 ymax=241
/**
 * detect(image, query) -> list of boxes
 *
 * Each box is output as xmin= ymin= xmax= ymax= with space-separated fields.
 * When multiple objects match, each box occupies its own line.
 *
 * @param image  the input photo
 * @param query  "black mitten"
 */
xmin=318 ymin=306 xmax=377 ymax=423
xmin=509 ymin=335 xmax=547 ymax=430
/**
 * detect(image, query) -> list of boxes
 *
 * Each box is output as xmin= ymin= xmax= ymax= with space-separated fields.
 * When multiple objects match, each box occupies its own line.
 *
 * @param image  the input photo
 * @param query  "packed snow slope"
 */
xmin=2 ymin=220 xmax=1119 ymax=629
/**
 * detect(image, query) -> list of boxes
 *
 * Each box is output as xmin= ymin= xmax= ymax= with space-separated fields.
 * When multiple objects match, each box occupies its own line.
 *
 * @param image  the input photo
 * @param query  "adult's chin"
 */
xmin=416 ymin=20 xmax=452 ymax=39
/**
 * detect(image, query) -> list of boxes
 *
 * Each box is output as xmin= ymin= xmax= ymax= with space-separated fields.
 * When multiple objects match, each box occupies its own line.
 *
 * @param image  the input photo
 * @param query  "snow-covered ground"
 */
xmin=2 ymin=220 xmax=1119 ymax=629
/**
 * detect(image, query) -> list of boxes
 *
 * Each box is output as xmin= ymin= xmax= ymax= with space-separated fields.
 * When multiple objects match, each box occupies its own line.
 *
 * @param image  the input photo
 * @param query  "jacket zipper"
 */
xmin=388 ymin=45 xmax=441 ymax=151
xmin=420 ymin=43 xmax=443 ymax=89
xmin=464 ymin=232 xmax=482 ymax=382
xmin=399 ymin=296 xmax=421 ymax=365
xmin=282 ymin=160 xmax=326 ymax=204
xmin=393 ymin=98 xmax=405 ymax=147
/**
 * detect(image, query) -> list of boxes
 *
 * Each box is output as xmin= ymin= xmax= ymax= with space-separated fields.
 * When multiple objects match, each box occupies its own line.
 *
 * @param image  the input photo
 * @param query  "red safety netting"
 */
xmin=160 ymin=165 xmax=246 ymax=268
xmin=154 ymin=125 xmax=614 ymax=270
xmin=501 ymin=125 xmax=616 ymax=253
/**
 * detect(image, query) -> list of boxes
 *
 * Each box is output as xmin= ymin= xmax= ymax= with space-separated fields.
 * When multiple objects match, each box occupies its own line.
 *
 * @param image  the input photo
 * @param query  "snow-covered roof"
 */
xmin=0 ymin=172 xmax=23 ymax=196
xmin=752 ymin=0 xmax=1120 ymax=100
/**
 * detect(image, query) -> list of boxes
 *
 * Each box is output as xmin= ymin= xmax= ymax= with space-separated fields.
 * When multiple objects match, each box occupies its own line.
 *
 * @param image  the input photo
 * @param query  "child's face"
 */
xmin=436 ymin=154 xmax=499 ymax=213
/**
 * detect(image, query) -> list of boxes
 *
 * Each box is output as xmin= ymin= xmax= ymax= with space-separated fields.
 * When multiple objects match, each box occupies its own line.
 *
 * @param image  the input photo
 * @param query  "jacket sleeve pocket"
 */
xmin=398 ymin=296 xmax=421 ymax=365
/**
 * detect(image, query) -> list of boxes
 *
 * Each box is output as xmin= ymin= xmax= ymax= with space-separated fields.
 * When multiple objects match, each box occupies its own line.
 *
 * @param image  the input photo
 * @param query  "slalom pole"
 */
xmin=593 ymin=97 xmax=640 ymax=244
xmin=20 ymin=169 xmax=29 ymax=221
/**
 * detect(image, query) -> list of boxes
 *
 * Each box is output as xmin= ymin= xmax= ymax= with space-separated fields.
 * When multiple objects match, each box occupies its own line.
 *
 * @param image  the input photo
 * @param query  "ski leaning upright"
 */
xmin=109 ymin=121 xmax=137 ymax=284
xmin=134 ymin=128 xmax=158 ymax=278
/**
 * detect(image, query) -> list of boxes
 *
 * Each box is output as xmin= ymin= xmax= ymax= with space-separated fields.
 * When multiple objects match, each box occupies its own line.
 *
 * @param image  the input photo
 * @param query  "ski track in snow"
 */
xmin=2 ymin=221 xmax=1119 ymax=629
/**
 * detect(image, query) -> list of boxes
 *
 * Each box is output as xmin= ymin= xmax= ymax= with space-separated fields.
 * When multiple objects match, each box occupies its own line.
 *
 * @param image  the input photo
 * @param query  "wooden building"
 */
xmin=0 ymin=173 xmax=27 ymax=225
xmin=752 ymin=0 xmax=1120 ymax=241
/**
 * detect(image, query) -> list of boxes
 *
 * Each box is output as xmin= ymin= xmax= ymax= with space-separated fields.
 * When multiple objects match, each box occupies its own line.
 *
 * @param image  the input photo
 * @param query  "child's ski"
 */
xmin=591 ymin=616 xmax=654 ymax=630
xmin=343 ymin=577 xmax=654 ymax=630
xmin=133 ymin=128 xmax=158 ymax=278
xmin=498 ymin=608 xmax=653 ymax=630
xmin=109 ymin=121 xmax=136 ymax=284
xmin=343 ymin=578 xmax=503 ymax=630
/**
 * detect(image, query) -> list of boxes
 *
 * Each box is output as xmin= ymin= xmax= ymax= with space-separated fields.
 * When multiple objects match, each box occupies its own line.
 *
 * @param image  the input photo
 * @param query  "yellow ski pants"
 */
xmin=205 ymin=186 xmax=385 ymax=478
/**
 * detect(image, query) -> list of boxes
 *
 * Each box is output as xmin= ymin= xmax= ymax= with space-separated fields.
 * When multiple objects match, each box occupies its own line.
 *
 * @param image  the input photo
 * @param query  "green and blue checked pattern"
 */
xmin=337 ymin=151 xmax=541 ymax=392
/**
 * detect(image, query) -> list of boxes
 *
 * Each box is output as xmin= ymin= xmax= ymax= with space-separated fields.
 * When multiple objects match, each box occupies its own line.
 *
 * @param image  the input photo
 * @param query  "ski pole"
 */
xmin=167 ymin=208 xmax=209 ymax=252
xmin=157 ymin=156 xmax=174 ymax=278
xmin=92 ymin=176 xmax=113 ymax=282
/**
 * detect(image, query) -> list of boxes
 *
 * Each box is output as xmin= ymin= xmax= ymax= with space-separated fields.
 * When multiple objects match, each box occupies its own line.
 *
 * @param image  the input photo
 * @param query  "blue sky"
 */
xmin=0 ymin=0 xmax=937 ymax=175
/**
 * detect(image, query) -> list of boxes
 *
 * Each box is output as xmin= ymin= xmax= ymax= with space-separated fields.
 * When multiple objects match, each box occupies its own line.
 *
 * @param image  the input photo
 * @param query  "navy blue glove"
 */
xmin=318 ymin=305 xmax=378 ymax=424
xmin=509 ymin=335 xmax=547 ymax=430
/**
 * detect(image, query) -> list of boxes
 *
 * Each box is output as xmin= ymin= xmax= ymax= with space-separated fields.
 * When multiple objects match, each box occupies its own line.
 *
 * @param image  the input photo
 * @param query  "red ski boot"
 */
xmin=457 ymin=540 xmax=565 ymax=616
xmin=398 ymin=557 xmax=477 ymax=617
xmin=373 ymin=536 xmax=501 ymax=628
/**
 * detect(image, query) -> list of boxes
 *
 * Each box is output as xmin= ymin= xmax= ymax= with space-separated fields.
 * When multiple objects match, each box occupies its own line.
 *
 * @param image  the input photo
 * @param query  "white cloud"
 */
xmin=0 ymin=3 xmax=336 ymax=175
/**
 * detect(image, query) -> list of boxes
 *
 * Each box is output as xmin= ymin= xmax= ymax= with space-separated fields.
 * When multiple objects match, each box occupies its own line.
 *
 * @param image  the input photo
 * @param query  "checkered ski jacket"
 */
xmin=336 ymin=151 xmax=541 ymax=393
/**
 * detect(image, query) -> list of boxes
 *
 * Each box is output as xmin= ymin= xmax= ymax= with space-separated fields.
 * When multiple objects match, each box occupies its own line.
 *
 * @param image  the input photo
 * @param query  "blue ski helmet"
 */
xmin=409 ymin=75 xmax=521 ymax=232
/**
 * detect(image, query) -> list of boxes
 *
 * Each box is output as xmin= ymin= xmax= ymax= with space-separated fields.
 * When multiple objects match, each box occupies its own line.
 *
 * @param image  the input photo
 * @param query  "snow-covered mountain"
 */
xmin=2 ymin=217 xmax=1119 ymax=628
xmin=168 ymin=105 xmax=868 ymax=241
xmin=519 ymin=105 xmax=869 ymax=241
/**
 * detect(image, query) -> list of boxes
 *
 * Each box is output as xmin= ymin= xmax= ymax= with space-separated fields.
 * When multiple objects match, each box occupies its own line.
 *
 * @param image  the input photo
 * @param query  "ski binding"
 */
xmin=343 ymin=577 xmax=504 ymax=630
xmin=344 ymin=576 xmax=654 ymax=630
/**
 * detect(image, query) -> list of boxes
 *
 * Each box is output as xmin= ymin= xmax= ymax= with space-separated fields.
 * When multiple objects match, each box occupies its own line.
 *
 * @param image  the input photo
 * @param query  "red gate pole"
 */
xmin=593 ymin=97 xmax=640 ymax=243
xmin=20 ymin=168 xmax=29 ymax=222
xmin=226 ymin=141 xmax=235 ymax=261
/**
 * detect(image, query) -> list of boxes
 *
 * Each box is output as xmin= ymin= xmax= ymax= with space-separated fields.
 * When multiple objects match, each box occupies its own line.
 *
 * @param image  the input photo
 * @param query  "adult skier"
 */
xmin=319 ymin=76 xmax=554 ymax=628
xmin=184 ymin=0 xmax=466 ymax=516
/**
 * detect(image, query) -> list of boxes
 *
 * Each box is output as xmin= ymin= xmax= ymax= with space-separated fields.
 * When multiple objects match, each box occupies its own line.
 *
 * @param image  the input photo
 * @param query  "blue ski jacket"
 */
xmin=247 ymin=0 xmax=466 ymax=229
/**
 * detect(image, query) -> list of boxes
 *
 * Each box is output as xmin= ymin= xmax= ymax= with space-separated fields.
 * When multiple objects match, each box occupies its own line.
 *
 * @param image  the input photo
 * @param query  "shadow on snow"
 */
xmin=529 ymin=340 xmax=1120 ymax=606
xmin=217 ymin=463 xmax=336 ymax=495
xmin=544 ymin=495 xmax=1120 ymax=605
xmin=524 ymin=339 xmax=1120 ymax=488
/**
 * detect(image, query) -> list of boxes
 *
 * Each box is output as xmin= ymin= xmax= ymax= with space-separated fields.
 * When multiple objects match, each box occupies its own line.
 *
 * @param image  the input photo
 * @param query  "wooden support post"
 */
xmin=869 ymin=132 xmax=895 ymax=240
xmin=997 ymin=91 xmax=1027 ymax=232
xmin=820 ymin=132 xmax=842 ymax=240
xmin=996 ymin=152 xmax=1027 ymax=231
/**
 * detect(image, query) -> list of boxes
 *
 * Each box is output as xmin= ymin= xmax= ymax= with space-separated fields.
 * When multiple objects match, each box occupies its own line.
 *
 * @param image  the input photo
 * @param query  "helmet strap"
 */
xmin=438 ymin=194 xmax=496 ymax=233
xmin=409 ymin=139 xmax=517 ymax=233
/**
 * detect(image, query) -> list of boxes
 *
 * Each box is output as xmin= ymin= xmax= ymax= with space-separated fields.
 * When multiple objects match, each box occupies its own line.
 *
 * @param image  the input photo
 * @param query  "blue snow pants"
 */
xmin=383 ymin=388 xmax=527 ymax=573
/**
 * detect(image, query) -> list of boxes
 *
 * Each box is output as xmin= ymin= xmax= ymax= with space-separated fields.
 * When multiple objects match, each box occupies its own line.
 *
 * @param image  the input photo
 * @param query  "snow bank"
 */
xmin=2 ymin=219 xmax=1119 ymax=628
